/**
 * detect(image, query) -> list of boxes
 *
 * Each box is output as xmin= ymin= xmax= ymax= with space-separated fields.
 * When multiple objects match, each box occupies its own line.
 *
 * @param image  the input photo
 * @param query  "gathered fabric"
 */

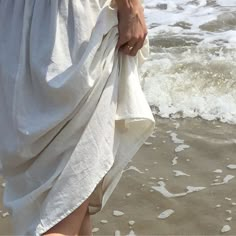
xmin=0 ymin=0 xmax=155 ymax=235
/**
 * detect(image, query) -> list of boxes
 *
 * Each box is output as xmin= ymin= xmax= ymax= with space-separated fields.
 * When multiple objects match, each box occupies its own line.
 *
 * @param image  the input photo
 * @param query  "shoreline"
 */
xmin=1 ymin=116 xmax=236 ymax=235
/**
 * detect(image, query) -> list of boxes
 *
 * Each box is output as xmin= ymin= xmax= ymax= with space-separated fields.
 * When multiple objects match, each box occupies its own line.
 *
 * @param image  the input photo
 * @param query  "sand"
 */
xmin=0 ymin=179 xmax=11 ymax=234
xmin=1 ymin=116 xmax=236 ymax=235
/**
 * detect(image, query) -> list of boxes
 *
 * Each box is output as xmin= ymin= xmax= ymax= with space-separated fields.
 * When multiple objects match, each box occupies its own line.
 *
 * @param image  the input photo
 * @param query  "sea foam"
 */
xmin=143 ymin=0 xmax=236 ymax=124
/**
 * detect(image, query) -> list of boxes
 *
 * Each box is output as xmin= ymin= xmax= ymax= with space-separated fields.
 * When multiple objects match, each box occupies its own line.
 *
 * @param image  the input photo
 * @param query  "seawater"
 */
xmin=142 ymin=0 xmax=236 ymax=123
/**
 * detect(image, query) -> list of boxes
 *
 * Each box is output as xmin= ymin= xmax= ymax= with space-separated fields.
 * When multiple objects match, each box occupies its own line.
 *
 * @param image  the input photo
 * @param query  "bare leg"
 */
xmin=43 ymin=198 xmax=90 ymax=236
xmin=79 ymin=208 xmax=92 ymax=236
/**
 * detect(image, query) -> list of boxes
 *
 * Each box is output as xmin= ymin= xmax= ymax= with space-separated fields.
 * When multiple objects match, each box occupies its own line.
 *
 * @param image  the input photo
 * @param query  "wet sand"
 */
xmin=0 ymin=178 xmax=11 ymax=234
xmin=1 ymin=117 xmax=236 ymax=235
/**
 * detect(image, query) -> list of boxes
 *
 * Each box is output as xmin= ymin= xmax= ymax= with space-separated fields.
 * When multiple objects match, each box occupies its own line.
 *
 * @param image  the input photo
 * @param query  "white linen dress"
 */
xmin=0 ymin=0 xmax=155 ymax=235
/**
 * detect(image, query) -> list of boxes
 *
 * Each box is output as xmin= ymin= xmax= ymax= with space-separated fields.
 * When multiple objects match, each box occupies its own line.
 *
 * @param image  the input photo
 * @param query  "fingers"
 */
xmin=116 ymin=35 xmax=128 ymax=50
xmin=116 ymin=7 xmax=148 ymax=56
xmin=119 ymin=35 xmax=146 ymax=56
xmin=118 ymin=38 xmax=136 ymax=55
xmin=117 ymin=24 xmax=147 ymax=56
xmin=129 ymin=40 xmax=144 ymax=56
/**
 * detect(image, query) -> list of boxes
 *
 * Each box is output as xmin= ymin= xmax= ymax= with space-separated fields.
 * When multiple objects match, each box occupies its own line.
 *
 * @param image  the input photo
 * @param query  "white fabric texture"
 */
xmin=0 ymin=0 xmax=155 ymax=235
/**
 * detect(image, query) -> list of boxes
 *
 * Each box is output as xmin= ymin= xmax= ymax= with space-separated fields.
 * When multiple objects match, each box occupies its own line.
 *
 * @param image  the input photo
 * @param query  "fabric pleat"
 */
xmin=0 ymin=0 xmax=155 ymax=235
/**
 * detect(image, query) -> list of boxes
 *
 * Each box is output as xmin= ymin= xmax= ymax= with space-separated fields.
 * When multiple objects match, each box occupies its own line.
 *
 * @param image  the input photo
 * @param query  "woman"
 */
xmin=0 ymin=0 xmax=155 ymax=235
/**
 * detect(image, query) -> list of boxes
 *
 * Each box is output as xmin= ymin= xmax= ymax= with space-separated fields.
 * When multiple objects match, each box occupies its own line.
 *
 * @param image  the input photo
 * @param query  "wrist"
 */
xmin=115 ymin=0 xmax=140 ymax=13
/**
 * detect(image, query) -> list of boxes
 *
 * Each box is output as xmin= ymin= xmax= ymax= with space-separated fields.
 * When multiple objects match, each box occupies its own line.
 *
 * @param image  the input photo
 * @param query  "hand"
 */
xmin=115 ymin=0 xmax=148 ymax=56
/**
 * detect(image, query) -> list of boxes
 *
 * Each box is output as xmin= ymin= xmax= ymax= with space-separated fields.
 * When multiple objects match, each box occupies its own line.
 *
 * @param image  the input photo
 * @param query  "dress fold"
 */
xmin=0 ymin=0 xmax=155 ymax=235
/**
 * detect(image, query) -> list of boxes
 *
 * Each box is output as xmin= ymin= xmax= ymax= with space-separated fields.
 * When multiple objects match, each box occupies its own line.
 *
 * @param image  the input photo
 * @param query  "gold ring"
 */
xmin=127 ymin=45 xmax=133 ymax=50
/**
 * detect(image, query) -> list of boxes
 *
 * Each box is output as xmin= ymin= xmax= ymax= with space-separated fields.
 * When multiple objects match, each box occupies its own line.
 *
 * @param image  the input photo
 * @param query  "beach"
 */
xmin=1 ymin=116 xmax=236 ymax=235
xmin=1 ymin=1 xmax=236 ymax=234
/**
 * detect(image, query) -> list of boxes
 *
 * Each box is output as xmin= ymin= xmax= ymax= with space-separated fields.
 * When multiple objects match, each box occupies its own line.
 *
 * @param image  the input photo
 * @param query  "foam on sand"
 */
xmin=221 ymin=225 xmax=231 ymax=233
xmin=211 ymin=175 xmax=235 ymax=186
xmin=144 ymin=142 xmax=152 ymax=146
xmin=157 ymin=209 xmax=175 ymax=219
xmin=225 ymin=197 xmax=231 ymax=201
xmin=100 ymin=220 xmax=108 ymax=224
xmin=225 ymin=210 xmax=232 ymax=214
xmin=128 ymin=221 xmax=135 ymax=226
xmin=115 ymin=230 xmax=121 ymax=236
xmin=227 ymin=164 xmax=236 ymax=170
xmin=170 ymin=132 xmax=184 ymax=144
xmin=92 ymin=228 xmax=100 ymax=233
xmin=226 ymin=217 xmax=232 ymax=222
xmin=175 ymin=144 xmax=190 ymax=152
xmin=126 ymin=230 xmax=136 ymax=236
xmin=173 ymin=170 xmax=190 ymax=177
xmin=113 ymin=210 xmax=125 ymax=217
xmin=124 ymin=166 xmax=145 ymax=174
xmin=152 ymin=181 xmax=206 ymax=198
xmin=1 ymin=212 xmax=10 ymax=218
xmin=172 ymin=156 xmax=178 ymax=165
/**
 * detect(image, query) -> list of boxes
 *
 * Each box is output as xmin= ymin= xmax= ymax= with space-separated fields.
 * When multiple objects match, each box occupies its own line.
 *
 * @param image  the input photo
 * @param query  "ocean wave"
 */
xmin=143 ymin=0 xmax=236 ymax=123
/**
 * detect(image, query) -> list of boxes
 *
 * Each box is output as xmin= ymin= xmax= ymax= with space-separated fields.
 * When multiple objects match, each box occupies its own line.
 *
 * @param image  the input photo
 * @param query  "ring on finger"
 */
xmin=127 ymin=45 xmax=133 ymax=50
